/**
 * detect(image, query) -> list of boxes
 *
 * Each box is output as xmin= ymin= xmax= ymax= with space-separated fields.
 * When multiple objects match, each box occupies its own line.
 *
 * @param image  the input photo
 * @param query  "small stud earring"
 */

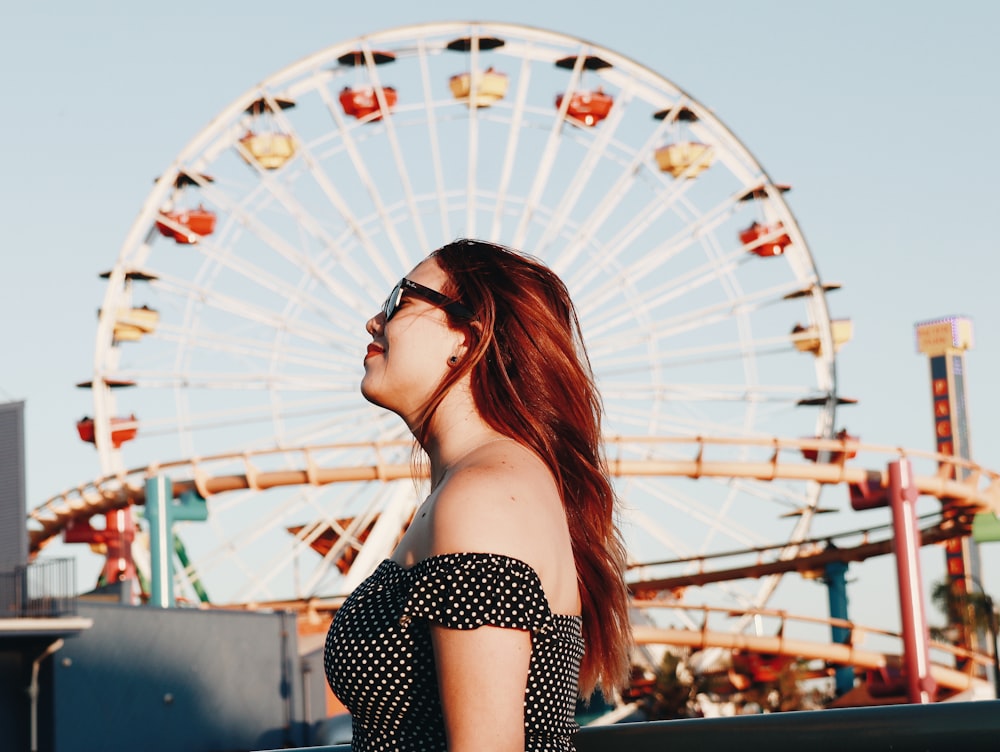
xmin=449 ymin=356 xmax=459 ymax=364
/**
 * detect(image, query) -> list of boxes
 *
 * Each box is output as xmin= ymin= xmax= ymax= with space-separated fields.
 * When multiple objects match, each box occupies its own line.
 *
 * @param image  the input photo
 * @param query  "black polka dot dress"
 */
xmin=324 ymin=552 xmax=585 ymax=751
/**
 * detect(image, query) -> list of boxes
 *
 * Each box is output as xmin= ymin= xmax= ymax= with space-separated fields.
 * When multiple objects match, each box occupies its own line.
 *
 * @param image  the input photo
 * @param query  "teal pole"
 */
xmin=824 ymin=559 xmax=854 ymax=696
xmin=144 ymin=475 xmax=208 ymax=608
xmin=146 ymin=475 xmax=173 ymax=608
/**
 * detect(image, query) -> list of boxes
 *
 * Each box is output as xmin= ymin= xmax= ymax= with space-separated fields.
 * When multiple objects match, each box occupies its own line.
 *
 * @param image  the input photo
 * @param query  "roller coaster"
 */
xmin=28 ymin=434 xmax=1000 ymax=698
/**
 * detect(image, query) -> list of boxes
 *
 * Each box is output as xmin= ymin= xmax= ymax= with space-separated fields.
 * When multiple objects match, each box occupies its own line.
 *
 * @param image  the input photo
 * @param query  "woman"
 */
xmin=325 ymin=239 xmax=631 ymax=751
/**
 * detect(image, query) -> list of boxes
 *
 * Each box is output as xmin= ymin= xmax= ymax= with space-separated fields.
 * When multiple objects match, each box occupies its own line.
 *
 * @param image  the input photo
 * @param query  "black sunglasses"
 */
xmin=382 ymin=277 xmax=475 ymax=322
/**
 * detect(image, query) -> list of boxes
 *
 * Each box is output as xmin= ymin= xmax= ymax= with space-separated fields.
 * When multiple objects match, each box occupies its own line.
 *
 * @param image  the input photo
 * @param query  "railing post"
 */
xmin=888 ymin=458 xmax=936 ymax=703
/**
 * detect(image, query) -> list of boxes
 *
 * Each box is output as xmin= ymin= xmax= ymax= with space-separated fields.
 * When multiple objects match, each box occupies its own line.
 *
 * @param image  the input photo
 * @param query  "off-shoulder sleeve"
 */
xmin=399 ymin=552 xmax=555 ymax=634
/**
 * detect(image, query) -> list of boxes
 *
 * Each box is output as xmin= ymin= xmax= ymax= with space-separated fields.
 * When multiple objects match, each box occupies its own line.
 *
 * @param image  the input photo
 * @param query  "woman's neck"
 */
xmin=417 ymin=398 xmax=507 ymax=490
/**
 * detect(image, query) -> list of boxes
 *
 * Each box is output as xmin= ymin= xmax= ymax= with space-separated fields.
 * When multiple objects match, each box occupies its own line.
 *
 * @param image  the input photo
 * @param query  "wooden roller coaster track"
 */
xmin=28 ymin=434 xmax=999 ymax=556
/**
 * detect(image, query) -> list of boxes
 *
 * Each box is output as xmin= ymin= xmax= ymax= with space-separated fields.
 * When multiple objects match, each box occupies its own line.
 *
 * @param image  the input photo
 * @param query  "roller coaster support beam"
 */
xmin=824 ymin=559 xmax=854 ymax=696
xmin=145 ymin=475 xmax=207 ymax=608
xmin=64 ymin=508 xmax=137 ymax=601
xmin=888 ymin=459 xmax=936 ymax=703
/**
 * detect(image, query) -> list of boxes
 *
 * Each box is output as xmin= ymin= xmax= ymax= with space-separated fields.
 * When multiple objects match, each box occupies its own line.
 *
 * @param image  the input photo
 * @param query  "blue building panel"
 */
xmin=48 ymin=602 xmax=321 ymax=752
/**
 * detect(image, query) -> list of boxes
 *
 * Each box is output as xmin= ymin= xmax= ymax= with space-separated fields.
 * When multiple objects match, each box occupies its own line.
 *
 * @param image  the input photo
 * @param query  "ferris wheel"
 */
xmin=84 ymin=21 xmax=845 ymax=612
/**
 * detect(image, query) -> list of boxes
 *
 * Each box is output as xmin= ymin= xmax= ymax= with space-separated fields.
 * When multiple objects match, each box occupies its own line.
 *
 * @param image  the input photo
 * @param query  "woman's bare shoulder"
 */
xmin=429 ymin=443 xmax=562 ymax=561
xmin=430 ymin=441 xmax=581 ymax=614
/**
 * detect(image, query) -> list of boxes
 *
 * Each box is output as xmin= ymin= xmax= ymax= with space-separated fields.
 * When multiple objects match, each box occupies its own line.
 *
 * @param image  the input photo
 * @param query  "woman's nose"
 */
xmin=366 ymin=311 xmax=385 ymax=336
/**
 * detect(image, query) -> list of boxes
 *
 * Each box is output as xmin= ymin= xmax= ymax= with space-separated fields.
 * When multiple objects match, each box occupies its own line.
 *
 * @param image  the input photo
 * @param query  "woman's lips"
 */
xmin=365 ymin=343 xmax=384 ymax=360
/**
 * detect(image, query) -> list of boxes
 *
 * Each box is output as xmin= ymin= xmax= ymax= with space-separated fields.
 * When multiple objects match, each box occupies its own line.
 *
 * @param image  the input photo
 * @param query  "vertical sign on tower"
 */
xmin=915 ymin=316 xmax=981 ymax=669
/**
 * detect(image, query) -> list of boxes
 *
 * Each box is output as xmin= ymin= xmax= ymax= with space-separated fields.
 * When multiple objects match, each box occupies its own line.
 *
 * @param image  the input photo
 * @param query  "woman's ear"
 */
xmin=449 ymin=321 xmax=478 ymax=364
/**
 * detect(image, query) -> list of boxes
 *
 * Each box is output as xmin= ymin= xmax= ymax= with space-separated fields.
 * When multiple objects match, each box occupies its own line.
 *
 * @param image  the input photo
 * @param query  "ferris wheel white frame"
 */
xmin=83 ymin=21 xmax=842 ymax=609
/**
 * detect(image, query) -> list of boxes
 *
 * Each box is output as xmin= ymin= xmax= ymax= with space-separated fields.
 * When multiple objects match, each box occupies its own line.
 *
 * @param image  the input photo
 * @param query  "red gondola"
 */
xmin=339 ymin=86 xmax=398 ymax=120
xmin=556 ymin=88 xmax=613 ymax=126
xmin=76 ymin=415 xmax=138 ymax=448
xmin=156 ymin=206 xmax=217 ymax=245
xmin=740 ymin=221 xmax=791 ymax=257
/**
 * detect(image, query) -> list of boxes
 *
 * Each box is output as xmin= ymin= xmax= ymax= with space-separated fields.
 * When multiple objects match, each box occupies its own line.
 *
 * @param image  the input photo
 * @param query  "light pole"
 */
xmin=967 ymin=575 xmax=1000 ymax=700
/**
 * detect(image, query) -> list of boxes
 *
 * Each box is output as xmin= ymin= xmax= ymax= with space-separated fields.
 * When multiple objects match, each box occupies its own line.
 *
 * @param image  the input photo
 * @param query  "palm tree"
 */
xmin=930 ymin=578 xmax=998 ymax=643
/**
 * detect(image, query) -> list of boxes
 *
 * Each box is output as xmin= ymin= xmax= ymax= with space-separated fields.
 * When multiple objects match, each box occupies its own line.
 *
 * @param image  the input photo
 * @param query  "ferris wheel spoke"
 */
xmin=489 ymin=53 xmax=533 ymax=242
xmin=296 ymin=493 xmax=397 ymax=597
xmin=588 ymin=327 xmax=796 ymax=368
xmin=582 ymin=256 xmax=792 ymax=341
xmin=358 ymin=42 xmax=431 ymax=254
xmin=730 ymin=478 xmax=813 ymax=510
xmin=600 ymin=382 xmax=811 ymax=406
xmin=149 ymin=249 xmax=359 ymax=334
xmin=150 ymin=273 xmax=354 ymax=348
xmin=604 ymin=404 xmax=796 ymax=440
xmin=271 ymin=111 xmax=400 ymax=283
xmin=267 ymin=403 xmax=409 ymax=449
xmin=552 ymin=122 xmax=673 ymax=276
xmin=231 ymin=501 xmax=349 ymax=600
xmin=309 ymin=77 xmax=416 ymax=273
xmin=230 ymin=128 xmax=384 ymax=295
xmin=191 ymin=179 xmax=378 ymax=312
xmin=511 ymin=51 xmax=590 ymax=249
xmin=647 ymin=334 xmax=803 ymax=364
xmin=568 ymin=182 xmax=753 ymax=295
xmin=535 ymin=91 xmax=634 ymax=254
xmin=625 ymin=508 xmax=697 ymax=562
xmin=589 ymin=227 xmax=699 ymax=311
xmin=630 ymin=476 xmax=771 ymax=550
xmin=151 ymin=324 xmax=353 ymax=372
xmin=464 ymin=42 xmax=484 ymax=236
xmin=213 ymin=484 xmax=336 ymax=552
xmin=108 ymin=369 xmax=350 ymax=392
xmin=411 ymin=37 xmax=453 ymax=243
xmin=145 ymin=394 xmax=359 ymax=443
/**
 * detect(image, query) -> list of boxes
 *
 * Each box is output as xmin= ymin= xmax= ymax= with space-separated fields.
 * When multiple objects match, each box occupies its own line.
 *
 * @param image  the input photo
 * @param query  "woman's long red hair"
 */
xmin=421 ymin=239 xmax=631 ymax=698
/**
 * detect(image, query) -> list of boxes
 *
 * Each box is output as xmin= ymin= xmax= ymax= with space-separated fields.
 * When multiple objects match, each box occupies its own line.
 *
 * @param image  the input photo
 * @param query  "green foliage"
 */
xmin=930 ymin=578 xmax=998 ymax=641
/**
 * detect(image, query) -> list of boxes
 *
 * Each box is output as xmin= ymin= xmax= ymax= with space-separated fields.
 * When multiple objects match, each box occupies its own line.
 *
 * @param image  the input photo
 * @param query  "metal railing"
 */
xmin=0 ymin=558 xmax=77 ymax=618
xmin=260 ymin=700 xmax=1000 ymax=752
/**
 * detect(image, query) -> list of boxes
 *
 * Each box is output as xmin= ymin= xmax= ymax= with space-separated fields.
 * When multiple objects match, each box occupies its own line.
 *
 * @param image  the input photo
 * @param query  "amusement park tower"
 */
xmin=914 ymin=316 xmax=985 ymax=667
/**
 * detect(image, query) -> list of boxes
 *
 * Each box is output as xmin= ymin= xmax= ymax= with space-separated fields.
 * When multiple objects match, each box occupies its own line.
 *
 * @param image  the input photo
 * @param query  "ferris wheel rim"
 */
xmin=86 ymin=20 xmax=841 ymax=611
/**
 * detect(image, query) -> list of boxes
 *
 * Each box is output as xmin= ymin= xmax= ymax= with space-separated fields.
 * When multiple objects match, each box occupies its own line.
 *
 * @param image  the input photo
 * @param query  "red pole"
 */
xmin=888 ymin=459 xmax=937 ymax=703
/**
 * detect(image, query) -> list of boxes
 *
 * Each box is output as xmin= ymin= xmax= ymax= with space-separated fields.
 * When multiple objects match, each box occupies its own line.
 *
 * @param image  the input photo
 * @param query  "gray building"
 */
xmin=0 ymin=400 xmax=27 ymax=573
xmin=1 ymin=401 xmax=330 ymax=750
xmin=2 ymin=590 xmax=329 ymax=751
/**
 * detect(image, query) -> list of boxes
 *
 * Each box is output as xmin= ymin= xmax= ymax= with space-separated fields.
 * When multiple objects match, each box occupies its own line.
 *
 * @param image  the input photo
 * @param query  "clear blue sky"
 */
xmin=3 ymin=1 xmax=999 ymax=641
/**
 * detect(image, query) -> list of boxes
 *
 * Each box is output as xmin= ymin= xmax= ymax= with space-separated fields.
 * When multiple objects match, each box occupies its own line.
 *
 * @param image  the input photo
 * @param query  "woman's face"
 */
xmin=361 ymin=258 xmax=466 ymax=421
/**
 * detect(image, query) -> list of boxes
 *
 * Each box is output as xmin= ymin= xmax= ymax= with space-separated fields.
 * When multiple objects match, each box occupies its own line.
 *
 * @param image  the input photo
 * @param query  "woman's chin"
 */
xmin=360 ymin=380 xmax=385 ymax=408
xmin=360 ymin=378 xmax=400 ymax=413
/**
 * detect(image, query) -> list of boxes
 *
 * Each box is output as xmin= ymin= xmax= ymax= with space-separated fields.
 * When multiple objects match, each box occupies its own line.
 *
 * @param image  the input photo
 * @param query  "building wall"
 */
xmin=0 ymin=401 xmax=27 ymax=572
xmin=0 ymin=646 xmax=33 ymax=751
xmin=49 ymin=603 xmax=321 ymax=752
